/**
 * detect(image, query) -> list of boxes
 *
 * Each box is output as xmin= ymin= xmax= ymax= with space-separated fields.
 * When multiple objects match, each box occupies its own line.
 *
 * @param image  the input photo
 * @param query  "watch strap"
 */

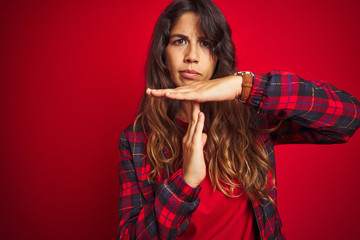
xmin=233 ymin=71 xmax=254 ymax=103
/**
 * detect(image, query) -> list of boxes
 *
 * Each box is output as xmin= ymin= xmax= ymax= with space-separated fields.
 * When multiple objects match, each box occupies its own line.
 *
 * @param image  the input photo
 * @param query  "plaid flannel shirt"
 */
xmin=118 ymin=70 xmax=360 ymax=240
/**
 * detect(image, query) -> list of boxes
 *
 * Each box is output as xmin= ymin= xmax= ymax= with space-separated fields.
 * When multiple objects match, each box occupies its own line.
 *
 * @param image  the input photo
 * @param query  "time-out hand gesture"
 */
xmin=146 ymin=75 xmax=242 ymax=103
xmin=181 ymin=102 xmax=207 ymax=188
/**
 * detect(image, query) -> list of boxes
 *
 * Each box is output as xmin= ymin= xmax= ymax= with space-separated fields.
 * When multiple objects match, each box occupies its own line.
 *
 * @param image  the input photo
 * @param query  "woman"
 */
xmin=118 ymin=0 xmax=360 ymax=239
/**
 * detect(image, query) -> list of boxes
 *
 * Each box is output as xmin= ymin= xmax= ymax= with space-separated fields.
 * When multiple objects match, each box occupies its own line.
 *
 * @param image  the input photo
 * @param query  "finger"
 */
xmin=201 ymin=133 xmax=207 ymax=147
xmin=146 ymin=88 xmax=172 ymax=97
xmin=187 ymin=102 xmax=200 ymax=140
xmin=147 ymin=87 xmax=186 ymax=97
xmin=148 ymin=88 xmax=203 ymax=102
xmin=191 ymin=102 xmax=200 ymax=127
xmin=183 ymin=110 xmax=192 ymax=141
xmin=192 ymin=111 xmax=205 ymax=144
xmin=164 ymin=91 xmax=202 ymax=102
xmin=183 ymin=101 xmax=195 ymax=142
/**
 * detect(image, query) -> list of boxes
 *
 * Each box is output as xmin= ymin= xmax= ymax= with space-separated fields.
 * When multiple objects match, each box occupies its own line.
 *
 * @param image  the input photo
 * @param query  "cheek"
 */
xmin=211 ymin=54 xmax=218 ymax=66
xmin=165 ymin=51 xmax=176 ymax=71
xmin=165 ymin=47 xmax=178 ymax=64
xmin=165 ymin=47 xmax=171 ymax=64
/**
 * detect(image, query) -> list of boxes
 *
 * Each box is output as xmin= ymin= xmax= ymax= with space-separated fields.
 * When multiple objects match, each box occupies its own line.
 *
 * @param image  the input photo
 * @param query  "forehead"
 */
xmin=170 ymin=12 xmax=204 ymax=36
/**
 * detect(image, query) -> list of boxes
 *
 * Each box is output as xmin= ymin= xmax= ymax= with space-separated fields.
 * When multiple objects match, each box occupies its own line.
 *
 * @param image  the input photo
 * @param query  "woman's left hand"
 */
xmin=146 ymin=75 xmax=243 ymax=103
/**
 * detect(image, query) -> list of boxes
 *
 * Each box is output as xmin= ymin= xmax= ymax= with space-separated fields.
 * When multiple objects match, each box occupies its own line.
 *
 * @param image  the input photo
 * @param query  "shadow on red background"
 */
xmin=1 ymin=0 xmax=360 ymax=239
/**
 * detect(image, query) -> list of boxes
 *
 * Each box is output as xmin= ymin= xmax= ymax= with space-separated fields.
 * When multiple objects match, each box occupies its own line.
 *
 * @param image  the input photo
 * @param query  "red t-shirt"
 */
xmin=178 ymin=172 xmax=256 ymax=240
xmin=176 ymin=118 xmax=256 ymax=239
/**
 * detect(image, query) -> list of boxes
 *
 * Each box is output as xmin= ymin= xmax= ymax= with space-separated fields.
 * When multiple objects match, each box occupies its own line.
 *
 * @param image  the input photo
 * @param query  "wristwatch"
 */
xmin=233 ymin=71 xmax=254 ymax=103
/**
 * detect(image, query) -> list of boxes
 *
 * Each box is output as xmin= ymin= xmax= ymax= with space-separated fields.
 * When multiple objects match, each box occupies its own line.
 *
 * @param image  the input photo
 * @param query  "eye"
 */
xmin=173 ymin=39 xmax=187 ymax=45
xmin=200 ymin=41 xmax=211 ymax=48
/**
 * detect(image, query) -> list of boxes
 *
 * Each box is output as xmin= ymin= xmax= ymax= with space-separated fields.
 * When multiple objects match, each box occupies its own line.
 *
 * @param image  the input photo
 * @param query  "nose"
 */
xmin=184 ymin=43 xmax=199 ymax=64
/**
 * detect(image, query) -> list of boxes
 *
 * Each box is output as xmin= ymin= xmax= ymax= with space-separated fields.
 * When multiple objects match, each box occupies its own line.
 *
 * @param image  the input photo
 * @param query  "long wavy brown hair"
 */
xmin=135 ymin=0 xmax=275 ymax=203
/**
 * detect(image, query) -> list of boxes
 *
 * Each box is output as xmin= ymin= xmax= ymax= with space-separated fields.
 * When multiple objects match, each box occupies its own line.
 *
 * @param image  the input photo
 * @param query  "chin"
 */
xmin=180 ymin=79 xmax=194 ymax=87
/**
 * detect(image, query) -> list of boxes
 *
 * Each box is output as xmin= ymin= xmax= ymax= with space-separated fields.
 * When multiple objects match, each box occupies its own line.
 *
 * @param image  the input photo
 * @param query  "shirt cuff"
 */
xmin=247 ymin=73 xmax=269 ymax=109
xmin=168 ymin=168 xmax=202 ymax=202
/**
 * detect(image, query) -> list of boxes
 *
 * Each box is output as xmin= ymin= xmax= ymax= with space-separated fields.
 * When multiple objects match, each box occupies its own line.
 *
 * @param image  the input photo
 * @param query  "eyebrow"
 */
xmin=169 ymin=34 xmax=188 ymax=40
xmin=169 ymin=34 xmax=209 ymax=41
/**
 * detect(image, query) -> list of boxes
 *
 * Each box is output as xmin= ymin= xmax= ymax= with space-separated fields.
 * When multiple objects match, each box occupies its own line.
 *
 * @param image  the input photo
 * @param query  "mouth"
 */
xmin=179 ymin=69 xmax=201 ymax=79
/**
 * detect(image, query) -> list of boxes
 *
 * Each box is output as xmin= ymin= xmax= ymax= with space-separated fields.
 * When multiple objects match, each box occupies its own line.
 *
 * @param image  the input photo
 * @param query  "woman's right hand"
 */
xmin=181 ymin=102 xmax=207 ymax=188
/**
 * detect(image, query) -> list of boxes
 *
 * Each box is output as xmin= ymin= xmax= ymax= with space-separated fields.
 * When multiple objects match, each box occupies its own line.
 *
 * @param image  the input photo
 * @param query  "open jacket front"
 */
xmin=118 ymin=71 xmax=360 ymax=240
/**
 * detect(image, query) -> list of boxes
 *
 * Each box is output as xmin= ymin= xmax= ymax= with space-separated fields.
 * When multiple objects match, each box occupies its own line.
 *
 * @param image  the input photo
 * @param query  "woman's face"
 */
xmin=165 ymin=12 xmax=218 ymax=87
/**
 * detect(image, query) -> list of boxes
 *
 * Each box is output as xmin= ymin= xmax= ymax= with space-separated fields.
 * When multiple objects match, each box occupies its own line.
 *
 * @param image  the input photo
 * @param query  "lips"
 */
xmin=179 ymin=69 xmax=200 ymax=79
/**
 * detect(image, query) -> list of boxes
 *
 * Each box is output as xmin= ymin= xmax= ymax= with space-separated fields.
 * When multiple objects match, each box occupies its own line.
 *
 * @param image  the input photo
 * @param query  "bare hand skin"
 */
xmin=181 ymin=102 xmax=207 ymax=188
xmin=146 ymin=75 xmax=243 ymax=102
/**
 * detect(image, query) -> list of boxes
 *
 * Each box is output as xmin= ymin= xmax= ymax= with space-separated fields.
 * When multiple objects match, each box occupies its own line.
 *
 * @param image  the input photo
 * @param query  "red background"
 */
xmin=1 ymin=0 xmax=360 ymax=239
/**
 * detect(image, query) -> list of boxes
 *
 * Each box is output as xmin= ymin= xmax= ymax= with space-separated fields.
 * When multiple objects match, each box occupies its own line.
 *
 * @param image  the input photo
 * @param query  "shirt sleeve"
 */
xmin=247 ymin=70 xmax=360 ymax=145
xmin=117 ymin=129 xmax=201 ymax=240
